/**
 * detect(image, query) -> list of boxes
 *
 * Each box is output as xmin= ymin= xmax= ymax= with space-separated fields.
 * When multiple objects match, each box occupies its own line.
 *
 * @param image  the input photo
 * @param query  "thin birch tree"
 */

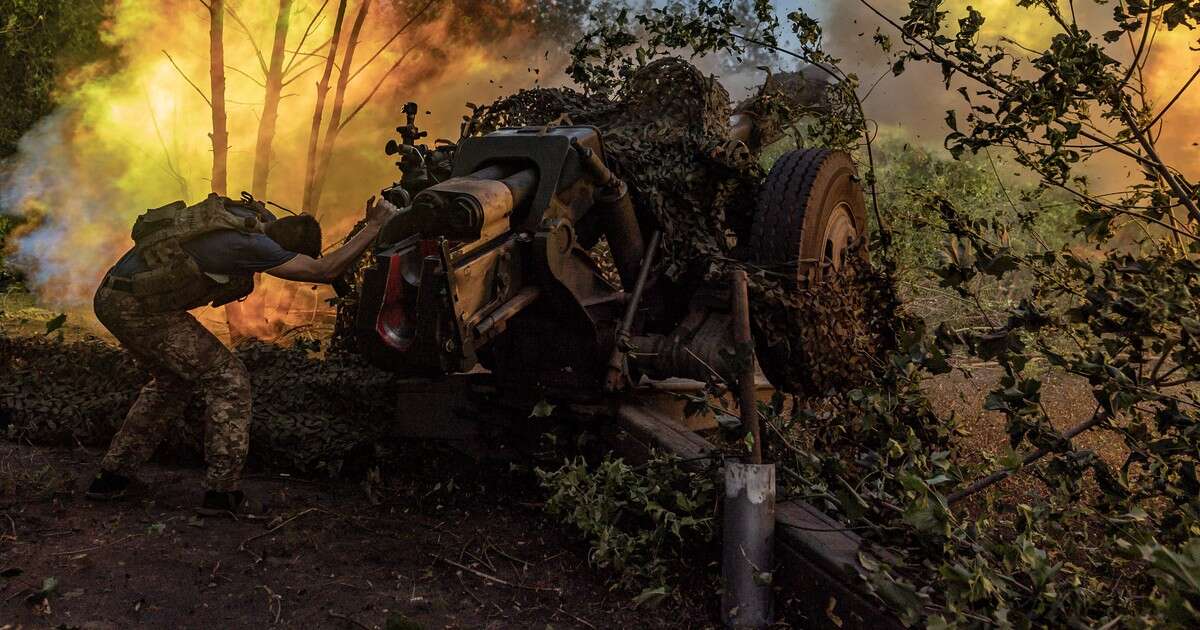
xmin=208 ymin=0 xmax=228 ymax=196
xmin=250 ymin=0 xmax=294 ymax=199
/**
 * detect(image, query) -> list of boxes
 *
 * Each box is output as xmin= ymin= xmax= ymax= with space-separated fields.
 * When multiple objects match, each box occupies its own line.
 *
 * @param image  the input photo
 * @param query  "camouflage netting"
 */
xmin=1 ymin=58 xmax=900 ymax=470
xmin=463 ymin=58 xmax=756 ymax=278
xmin=461 ymin=57 xmax=900 ymax=394
xmin=0 ymin=336 xmax=398 ymax=473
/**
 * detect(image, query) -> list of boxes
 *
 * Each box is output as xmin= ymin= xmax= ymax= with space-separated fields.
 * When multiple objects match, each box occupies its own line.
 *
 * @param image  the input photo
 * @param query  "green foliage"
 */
xmin=869 ymin=137 xmax=1077 ymax=326
xmin=615 ymin=0 xmax=1200 ymax=626
xmin=565 ymin=0 xmax=781 ymax=97
xmin=0 ymin=215 xmax=24 ymax=288
xmin=565 ymin=6 xmax=639 ymax=97
xmin=0 ymin=0 xmax=112 ymax=157
xmin=536 ymin=451 xmax=715 ymax=600
xmin=874 ymin=138 xmax=1072 ymax=276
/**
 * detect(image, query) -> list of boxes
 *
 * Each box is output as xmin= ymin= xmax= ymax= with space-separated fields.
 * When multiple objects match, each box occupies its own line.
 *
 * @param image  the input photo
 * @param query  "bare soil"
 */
xmin=0 ymin=442 xmax=715 ymax=630
xmin=1 ymin=291 xmax=1120 ymax=629
xmin=0 ymin=293 xmax=720 ymax=629
xmin=923 ymin=362 xmax=1125 ymax=506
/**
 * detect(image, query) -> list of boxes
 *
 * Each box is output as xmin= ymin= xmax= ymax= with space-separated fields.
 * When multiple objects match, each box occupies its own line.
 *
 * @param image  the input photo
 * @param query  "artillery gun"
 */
xmin=348 ymin=78 xmax=869 ymax=399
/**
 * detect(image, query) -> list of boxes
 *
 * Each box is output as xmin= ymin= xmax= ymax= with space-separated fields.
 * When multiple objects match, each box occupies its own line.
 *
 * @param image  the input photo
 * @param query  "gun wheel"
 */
xmin=750 ymin=148 xmax=868 ymax=284
xmin=749 ymin=148 xmax=874 ymax=393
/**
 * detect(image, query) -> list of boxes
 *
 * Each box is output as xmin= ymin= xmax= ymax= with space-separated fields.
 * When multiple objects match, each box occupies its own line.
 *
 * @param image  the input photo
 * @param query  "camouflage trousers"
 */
xmin=94 ymin=286 xmax=251 ymax=492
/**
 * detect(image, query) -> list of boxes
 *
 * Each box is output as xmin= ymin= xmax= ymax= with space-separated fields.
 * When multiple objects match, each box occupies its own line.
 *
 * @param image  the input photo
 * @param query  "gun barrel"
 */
xmin=499 ymin=167 xmax=537 ymax=213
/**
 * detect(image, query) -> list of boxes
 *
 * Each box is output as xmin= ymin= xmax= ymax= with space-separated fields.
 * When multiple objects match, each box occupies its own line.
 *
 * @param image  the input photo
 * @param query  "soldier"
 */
xmin=86 ymin=193 xmax=400 ymax=517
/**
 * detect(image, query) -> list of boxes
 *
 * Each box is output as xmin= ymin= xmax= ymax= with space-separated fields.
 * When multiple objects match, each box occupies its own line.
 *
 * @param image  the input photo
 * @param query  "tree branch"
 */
xmin=225 ymin=63 xmax=266 ymax=88
xmin=163 ymin=50 xmax=212 ymax=107
xmin=855 ymin=0 xmax=1167 ymax=173
xmin=284 ymin=0 xmax=328 ymax=75
xmin=281 ymin=60 xmax=325 ymax=86
xmin=1117 ymin=100 xmax=1200 ymax=224
xmin=948 ymin=408 xmax=1108 ymax=504
xmin=225 ymin=4 xmax=269 ymax=76
xmin=1141 ymin=65 xmax=1200 ymax=135
xmin=347 ymin=0 xmax=438 ymax=82
xmin=339 ymin=42 xmax=421 ymax=130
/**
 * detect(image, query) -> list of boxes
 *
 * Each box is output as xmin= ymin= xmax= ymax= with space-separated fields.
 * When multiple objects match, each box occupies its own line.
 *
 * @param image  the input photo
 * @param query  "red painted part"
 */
xmin=376 ymin=254 xmax=414 ymax=351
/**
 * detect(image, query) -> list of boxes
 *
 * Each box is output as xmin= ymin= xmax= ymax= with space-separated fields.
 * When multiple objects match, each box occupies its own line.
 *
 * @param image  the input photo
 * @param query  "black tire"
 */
xmin=750 ymin=149 xmax=868 ymax=284
xmin=749 ymin=149 xmax=870 ymax=392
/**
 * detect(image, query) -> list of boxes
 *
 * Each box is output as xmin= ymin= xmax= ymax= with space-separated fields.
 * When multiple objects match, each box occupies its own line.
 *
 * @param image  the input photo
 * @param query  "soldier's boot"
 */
xmin=196 ymin=490 xmax=269 ymax=520
xmin=85 ymin=470 xmax=149 ymax=501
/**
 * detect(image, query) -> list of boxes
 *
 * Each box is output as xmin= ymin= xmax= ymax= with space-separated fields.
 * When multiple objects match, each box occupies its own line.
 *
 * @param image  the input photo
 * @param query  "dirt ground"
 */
xmin=922 ymin=360 xmax=1129 ymax=510
xmin=0 ymin=442 xmax=715 ymax=630
xmin=0 ymin=290 xmax=720 ymax=630
xmin=0 ymin=290 xmax=1120 ymax=629
xmin=0 ymin=362 xmax=1108 ymax=630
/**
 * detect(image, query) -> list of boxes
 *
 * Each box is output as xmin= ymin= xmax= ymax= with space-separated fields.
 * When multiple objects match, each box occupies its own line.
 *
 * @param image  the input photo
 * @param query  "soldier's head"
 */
xmin=265 ymin=214 xmax=323 ymax=258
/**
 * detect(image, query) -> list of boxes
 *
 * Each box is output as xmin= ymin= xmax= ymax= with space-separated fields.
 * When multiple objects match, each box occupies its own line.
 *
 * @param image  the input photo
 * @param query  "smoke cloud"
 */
xmin=0 ymin=0 xmax=571 ymax=310
xmin=2 ymin=0 xmax=1195 ymax=319
xmin=812 ymin=0 xmax=1199 ymax=182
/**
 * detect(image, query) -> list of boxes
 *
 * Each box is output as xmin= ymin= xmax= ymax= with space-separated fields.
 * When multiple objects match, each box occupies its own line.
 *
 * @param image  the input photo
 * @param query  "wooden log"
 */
xmin=614 ymin=403 xmax=715 ymax=467
xmin=775 ymin=501 xmax=905 ymax=630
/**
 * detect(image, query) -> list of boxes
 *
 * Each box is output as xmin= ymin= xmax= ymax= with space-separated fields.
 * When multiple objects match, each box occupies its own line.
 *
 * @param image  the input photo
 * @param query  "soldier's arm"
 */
xmin=265 ymin=196 xmax=399 ymax=284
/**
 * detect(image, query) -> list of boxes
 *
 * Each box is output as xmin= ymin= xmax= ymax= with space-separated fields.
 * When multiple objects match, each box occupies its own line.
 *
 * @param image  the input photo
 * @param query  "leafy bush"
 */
xmin=537 ymin=451 xmax=716 ymax=603
xmin=573 ymin=0 xmax=1200 ymax=626
xmin=0 ymin=0 xmax=113 ymax=157
xmin=0 ymin=215 xmax=23 ymax=289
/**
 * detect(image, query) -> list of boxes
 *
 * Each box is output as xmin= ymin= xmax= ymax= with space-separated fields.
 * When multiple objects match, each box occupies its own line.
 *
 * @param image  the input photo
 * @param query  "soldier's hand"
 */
xmin=365 ymin=195 xmax=400 ymax=227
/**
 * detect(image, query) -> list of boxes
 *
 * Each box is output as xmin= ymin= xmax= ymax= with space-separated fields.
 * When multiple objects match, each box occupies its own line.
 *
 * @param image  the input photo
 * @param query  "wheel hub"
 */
xmin=820 ymin=201 xmax=858 ymax=273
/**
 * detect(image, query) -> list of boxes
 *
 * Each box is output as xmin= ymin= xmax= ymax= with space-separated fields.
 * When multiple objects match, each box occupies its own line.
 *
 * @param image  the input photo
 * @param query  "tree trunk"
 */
xmin=308 ymin=0 xmax=369 ymax=217
xmin=209 ymin=0 xmax=228 ymax=196
xmin=250 ymin=0 xmax=294 ymax=199
xmin=302 ymin=0 xmax=348 ymax=213
xmin=209 ymin=0 xmax=251 ymax=342
xmin=275 ymin=0 xmax=350 ymax=329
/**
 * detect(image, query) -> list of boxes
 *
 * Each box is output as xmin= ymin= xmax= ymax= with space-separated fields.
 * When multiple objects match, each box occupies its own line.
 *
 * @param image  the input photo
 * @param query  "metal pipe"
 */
xmin=604 ymin=230 xmax=661 ymax=391
xmin=474 ymin=286 xmax=540 ymax=339
xmin=730 ymin=269 xmax=761 ymax=464
xmin=723 ymin=269 xmax=775 ymax=628
xmin=500 ymin=167 xmax=538 ymax=213
xmin=595 ymin=179 xmax=646 ymax=290
xmin=571 ymin=138 xmax=616 ymax=186
xmin=466 ymin=164 xmax=510 ymax=181
xmin=573 ymin=137 xmax=647 ymax=289
xmin=722 ymin=461 xmax=775 ymax=629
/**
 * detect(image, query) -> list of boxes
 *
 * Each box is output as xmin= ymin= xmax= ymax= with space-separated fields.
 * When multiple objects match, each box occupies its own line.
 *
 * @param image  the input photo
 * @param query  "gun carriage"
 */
xmin=345 ymin=96 xmax=869 ymax=400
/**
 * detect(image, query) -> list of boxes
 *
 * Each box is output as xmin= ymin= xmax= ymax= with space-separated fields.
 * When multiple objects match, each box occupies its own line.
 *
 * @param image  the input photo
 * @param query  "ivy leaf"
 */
xmin=979 ymin=252 xmax=1019 ymax=277
xmin=633 ymin=585 xmax=669 ymax=607
xmin=715 ymin=412 xmax=742 ymax=431
xmin=43 ymin=313 xmax=66 ymax=335
xmin=529 ymin=400 xmax=556 ymax=418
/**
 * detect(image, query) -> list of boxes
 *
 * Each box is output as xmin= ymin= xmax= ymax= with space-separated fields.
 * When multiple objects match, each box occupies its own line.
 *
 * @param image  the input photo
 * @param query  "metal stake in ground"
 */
xmin=722 ymin=269 xmax=775 ymax=629
xmin=730 ymin=269 xmax=761 ymax=465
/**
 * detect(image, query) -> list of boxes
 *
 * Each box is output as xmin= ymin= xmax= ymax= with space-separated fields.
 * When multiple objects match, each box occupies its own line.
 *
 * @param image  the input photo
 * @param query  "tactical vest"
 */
xmin=121 ymin=193 xmax=271 ymax=313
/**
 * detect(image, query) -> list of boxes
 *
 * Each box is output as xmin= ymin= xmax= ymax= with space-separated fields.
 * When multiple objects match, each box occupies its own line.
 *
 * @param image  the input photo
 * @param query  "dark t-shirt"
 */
xmin=110 ymin=206 xmax=298 ymax=278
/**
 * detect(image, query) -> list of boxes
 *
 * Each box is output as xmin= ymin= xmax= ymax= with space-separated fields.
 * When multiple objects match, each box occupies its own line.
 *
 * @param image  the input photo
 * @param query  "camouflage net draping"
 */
xmin=0 ymin=336 xmax=398 ymax=473
xmin=461 ymin=57 xmax=900 ymax=393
